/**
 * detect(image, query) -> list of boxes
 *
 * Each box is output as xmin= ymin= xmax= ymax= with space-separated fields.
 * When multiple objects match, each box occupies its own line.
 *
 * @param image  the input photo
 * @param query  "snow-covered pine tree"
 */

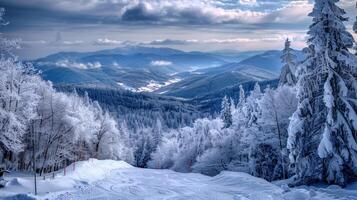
xmin=230 ymin=97 xmax=235 ymax=117
xmin=241 ymin=83 xmax=262 ymax=169
xmin=279 ymin=38 xmax=297 ymax=86
xmin=238 ymin=85 xmax=246 ymax=108
xmin=315 ymin=1 xmax=357 ymax=186
xmin=247 ymin=83 xmax=262 ymax=127
xmin=288 ymin=0 xmax=357 ymax=186
xmin=353 ymin=12 xmax=357 ymax=55
xmin=221 ymin=96 xmax=232 ymax=128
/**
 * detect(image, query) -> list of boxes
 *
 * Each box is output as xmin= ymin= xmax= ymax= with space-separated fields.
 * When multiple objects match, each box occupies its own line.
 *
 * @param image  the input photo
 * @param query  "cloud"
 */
xmin=55 ymin=60 xmax=101 ymax=69
xmin=141 ymin=33 xmax=307 ymax=46
xmin=50 ymin=40 xmax=84 ymax=46
xmin=94 ymin=38 xmax=122 ymax=46
xmin=147 ymin=39 xmax=198 ymax=45
xmin=20 ymin=40 xmax=47 ymax=45
xmin=62 ymin=40 xmax=84 ymax=45
xmin=121 ymin=2 xmax=160 ymax=22
xmin=3 ymin=0 xmax=356 ymax=59
xmin=49 ymin=32 xmax=84 ymax=46
xmin=239 ymin=0 xmax=258 ymax=7
xmin=264 ymin=1 xmax=313 ymax=24
xmin=119 ymin=1 xmax=267 ymax=24
xmin=0 ymin=0 xmax=324 ymax=26
xmin=150 ymin=60 xmax=172 ymax=66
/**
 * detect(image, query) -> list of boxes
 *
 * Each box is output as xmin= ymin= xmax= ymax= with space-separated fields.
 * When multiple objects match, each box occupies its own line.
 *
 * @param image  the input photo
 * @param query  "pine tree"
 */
xmin=241 ymin=83 xmax=262 ymax=165
xmin=221 ymin=96 xmax=232 ymax=128
xmin=247 ymin=83 xmax=262 ymax=127
xmin=238 ymin=85 xmax=246 ymax=108
xmin=353 ymin=13 xmax=357 ymax=55
xmin=279 ymin=38 xmax=297 ymax=86
xmin=229 ymin=97 xmax=235 ymax=116
xmin=288 ymin=0 xmax=357 ymax=186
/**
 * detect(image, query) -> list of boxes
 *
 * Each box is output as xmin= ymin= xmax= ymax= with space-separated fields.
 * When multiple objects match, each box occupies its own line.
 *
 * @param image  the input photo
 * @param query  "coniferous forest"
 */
xmin=0 ymin=0 xmax=357 ymax=199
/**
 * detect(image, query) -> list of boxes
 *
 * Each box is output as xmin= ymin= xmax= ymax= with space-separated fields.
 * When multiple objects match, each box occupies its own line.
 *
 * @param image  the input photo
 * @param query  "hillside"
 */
xmin=33 ymin=47 xmax=302 ymax=98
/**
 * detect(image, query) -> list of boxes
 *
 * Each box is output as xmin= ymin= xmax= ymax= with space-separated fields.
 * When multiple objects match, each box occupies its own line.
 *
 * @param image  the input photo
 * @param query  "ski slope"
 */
xmin=1 ymin=159 xmax=357 ymax=200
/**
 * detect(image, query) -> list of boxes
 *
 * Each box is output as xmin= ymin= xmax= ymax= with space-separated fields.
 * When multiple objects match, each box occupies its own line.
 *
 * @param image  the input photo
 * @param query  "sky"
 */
xmin=0 ymin=0 xmax=356 ymax=59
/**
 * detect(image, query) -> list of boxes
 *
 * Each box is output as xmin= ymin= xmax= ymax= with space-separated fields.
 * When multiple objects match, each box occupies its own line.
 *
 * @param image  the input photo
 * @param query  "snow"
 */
xmin=0 ymin=159 xmax=132 ymax=199
xmin=1 ymin=159 xmax=357 ymax=200
xmin=117 ymin=82 xmax=137 ymax=92
xmin=118 ymin=79 xmax=181 ymax=93
xmin=150 ymin=60 xmax=172 ymax=66
xmin=137 ymin=78 xmax=181 ymax=93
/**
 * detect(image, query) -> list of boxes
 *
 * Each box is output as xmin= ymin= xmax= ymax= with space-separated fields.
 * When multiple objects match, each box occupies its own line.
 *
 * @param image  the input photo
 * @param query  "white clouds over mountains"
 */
xmin=2 ymin=0 xmax=356 ymax=59
xmin=1 ymin=0 xmax=318 ymax=25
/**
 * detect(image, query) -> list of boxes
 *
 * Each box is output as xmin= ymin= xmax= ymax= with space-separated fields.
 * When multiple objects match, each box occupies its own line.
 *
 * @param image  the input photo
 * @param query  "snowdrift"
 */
xmin=0 ymin=159 xmax=132 ymax=199
xmin=1 ymin=159 xmax=357 ymax=200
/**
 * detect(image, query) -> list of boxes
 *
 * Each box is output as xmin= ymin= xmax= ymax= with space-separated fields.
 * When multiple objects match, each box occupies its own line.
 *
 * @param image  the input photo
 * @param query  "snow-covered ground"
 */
xmin=137 ymin=78 xmax=181 ymax=93
xmin=118 ymin=78 xmax=181 ymax=93
xmin=1 ymin=159 xmax=357 ymax=200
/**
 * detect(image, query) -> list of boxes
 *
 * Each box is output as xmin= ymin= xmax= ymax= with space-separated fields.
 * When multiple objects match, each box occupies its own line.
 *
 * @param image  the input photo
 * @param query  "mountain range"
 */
xmin=33 ymin=46 xmax=304 ymax=99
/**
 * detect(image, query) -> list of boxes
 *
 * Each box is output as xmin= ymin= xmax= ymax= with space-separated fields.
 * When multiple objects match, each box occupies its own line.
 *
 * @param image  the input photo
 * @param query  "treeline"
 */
xmin=148 ymin=83 xmax=297 ymax=182
xmin=55 ymin=85 xmax=202 ymax=130
xmin=1 ymin=0 xmax=357 ymax=188
xmin=190 ymin=79 xmax=279 ymax=115
xmin=0 ymin=10 xmax=133 ymax=173
xmin=148 ymin=0 xmax=357 ymax=187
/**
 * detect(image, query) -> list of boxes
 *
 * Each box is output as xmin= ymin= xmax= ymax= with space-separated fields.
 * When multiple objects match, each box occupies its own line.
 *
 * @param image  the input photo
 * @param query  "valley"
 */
xmin=33 ymin=46 xmax=299 ymax=99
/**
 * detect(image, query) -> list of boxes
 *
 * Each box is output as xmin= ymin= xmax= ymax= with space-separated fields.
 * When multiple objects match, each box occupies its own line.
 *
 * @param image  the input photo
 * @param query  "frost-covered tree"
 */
xmin=148 ymin=118 xmax=224 ymax=172
xmin=192 ymin=130 xmax=236 ymax=176
xmin=288 ymin=0 xmax=357 ymax=186
xmin=0 ymin=60 xmax=40 ymax=158
xmin=353 ymin=13 xmax=357 ymax=55
xmin=0 ymin=7 xmax=134 ymax=171
xmin=354 ymin=17 xmax=357 ymax=35
xmin=147 ymin=130 xmax=179 ymax=169
xmin=148 ymin=82 xmax=298 ymax=181
xmin=19 ymin=85 xmax=133 ymax=173
xmin=172 ymin=118 xmax=223 ymax=172
xmin=279 ymin=38 xmax=297 ymax=86
xmin=231 ymin=85 xmax=246 ymax=130
xmin=116 ymin=122 xmax=134 ymax=164
xmin=315 ymin=2 xmax=357 ymax=186
xmin=238 ymin=85 xmax=246 ymax=108
xmin=245 ymin=83 xmax=262 ymax=127
xmin=151 ymin=119 xmax=163 ymax=149
xmin=258 ymin=86 xmax=298 ymax=180
xmin=241 ymin=83 xmax=262 ymax=154
xmin=221 ymin=96 xmax=232 ymax=128
xmin=0 ymin=8 xmax=40 ymax=166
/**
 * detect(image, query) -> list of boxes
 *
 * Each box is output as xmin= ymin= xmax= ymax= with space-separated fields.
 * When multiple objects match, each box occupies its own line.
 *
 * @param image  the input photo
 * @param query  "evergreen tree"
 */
xmin=221 ymin=96 xmax=232 ymax=128
xmin=241 ymin=83 xmax=262 ymax=166
xmin=288 ymin=0 xmax=357 ymax=186
xmin=238 ymin=85 xmax=246 ymax=108
xmin=353 ymin=13 xmax=357 ymax=55
xmin=279 ymin=38 xmax=297 ymax=86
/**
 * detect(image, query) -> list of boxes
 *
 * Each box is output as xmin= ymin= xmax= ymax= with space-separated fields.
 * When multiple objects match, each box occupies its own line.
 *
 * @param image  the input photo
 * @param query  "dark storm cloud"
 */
xmin=121 ymin=3 xmax=159 ymax=22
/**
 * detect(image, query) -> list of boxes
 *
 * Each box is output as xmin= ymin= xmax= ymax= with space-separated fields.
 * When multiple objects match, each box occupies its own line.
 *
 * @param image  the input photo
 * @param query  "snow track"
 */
xmin=3 ymin=160 xmax=357 ymax=200
xmin=52 ymin=168 xmax=278 ymax=200
xmin=49 ymin=168 xmax=357 ymax=200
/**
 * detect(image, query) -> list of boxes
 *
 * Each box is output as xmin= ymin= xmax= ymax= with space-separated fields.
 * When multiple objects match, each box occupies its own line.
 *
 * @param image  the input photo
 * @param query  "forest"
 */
xmin=0 ymin=0 xmax=357 ymax=191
